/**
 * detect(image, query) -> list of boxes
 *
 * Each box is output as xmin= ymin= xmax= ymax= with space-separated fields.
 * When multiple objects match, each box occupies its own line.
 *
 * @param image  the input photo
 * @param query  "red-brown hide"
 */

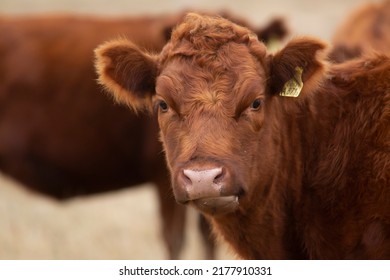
xmin=96 ymin=14 xmax=390 ymax=259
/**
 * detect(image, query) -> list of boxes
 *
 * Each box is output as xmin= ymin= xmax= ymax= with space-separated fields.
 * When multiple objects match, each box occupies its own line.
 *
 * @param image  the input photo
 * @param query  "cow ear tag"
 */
xmin=279 ymin=66 xmax=303 ymax=97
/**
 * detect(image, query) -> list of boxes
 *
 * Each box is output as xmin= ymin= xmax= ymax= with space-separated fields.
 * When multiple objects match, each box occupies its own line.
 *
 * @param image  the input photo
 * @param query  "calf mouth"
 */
xmin=190 ymin=195 xmax=239 ymax=216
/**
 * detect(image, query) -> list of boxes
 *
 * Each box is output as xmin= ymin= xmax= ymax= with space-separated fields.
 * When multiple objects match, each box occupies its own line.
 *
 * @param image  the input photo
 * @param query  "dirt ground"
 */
xmin=0 ymin=173 xmax=234 ymax=259
xmin=0 ymin=0 xmax=378 ymax=259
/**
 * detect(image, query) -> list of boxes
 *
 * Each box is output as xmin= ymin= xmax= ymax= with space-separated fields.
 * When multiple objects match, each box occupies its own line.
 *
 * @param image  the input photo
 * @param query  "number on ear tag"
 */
xmin=279 ymin=66 xmax=303 ymax=97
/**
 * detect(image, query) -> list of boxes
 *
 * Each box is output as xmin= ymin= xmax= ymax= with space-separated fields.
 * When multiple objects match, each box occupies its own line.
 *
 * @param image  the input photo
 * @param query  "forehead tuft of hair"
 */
xmin=160 ymin=13 xmax=263 ymax=61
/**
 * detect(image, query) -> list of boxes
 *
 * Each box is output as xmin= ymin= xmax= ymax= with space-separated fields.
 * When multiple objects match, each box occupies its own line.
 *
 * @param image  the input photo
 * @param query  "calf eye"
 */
xmin=250 ymin=98 xmax=262 ymax=111
xmin=158 ymin=100 xmax=169 ymax=112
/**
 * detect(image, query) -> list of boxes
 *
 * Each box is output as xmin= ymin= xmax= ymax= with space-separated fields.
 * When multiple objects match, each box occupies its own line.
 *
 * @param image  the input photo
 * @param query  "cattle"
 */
xmin=95 ymin=13 xmax=390 ymax=259
xmin=0 ymin=13 xmax=288 ymax=259
xmin=329 ymin=0 xmax=390 ymax=62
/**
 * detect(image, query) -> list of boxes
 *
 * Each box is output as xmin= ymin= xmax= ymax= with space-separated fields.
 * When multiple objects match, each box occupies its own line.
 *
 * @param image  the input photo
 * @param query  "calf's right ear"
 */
xmin=94 ymin=39 xmax=158 ymax=111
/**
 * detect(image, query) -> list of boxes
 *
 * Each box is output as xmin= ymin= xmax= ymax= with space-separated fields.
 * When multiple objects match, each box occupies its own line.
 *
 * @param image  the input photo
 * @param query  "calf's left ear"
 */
xmin=268 ymin=37 xmax=328 ymax=98
xmin=94 ymin=39 xmax=158 ymax=112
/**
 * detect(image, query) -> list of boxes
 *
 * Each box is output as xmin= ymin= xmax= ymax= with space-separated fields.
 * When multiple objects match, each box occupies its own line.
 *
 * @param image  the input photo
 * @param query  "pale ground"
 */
xmin=0 ymin=173 xmax=234 ymax=259
xmin=0 ymin=0 xmax=379 ymax=260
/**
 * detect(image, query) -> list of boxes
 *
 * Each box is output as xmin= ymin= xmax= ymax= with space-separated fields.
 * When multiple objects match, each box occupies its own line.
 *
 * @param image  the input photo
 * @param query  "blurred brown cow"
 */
xmin=0 ymin=12 xmax=287 ymax=259
xmin=329 ymin=0 xmax=390 ymax=62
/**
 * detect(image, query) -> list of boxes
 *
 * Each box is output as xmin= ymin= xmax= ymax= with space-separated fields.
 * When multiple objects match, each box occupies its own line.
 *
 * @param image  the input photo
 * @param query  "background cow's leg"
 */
xmin=155 ymin=180 xmax=186 ymax=259
xmin=198 ymin=214 xmax=216 ymax=260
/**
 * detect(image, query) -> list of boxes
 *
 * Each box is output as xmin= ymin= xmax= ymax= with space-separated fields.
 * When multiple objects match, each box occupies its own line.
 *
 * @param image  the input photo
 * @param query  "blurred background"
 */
xmin=0 ymin=0 xmax=376 ymax=40
xmin=0 ymin=0 xmax=380 ymax=260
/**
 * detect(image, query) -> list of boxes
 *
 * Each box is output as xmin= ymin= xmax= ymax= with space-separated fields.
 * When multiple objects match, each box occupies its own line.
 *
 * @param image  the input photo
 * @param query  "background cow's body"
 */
xmin=96 ymin=14 xmax=390 ymax=259
xmin=329 ymin=0 xmax=390 ymax=62
xmin=0 ymin=15 xmax=175 ymax=197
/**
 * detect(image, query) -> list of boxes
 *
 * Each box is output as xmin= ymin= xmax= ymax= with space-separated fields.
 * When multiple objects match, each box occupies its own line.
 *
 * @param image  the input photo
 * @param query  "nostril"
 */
xmin=213 ymin=168 xmax=225 ymax=184
xmin=181 ymin=170 xmax=192 ymax=185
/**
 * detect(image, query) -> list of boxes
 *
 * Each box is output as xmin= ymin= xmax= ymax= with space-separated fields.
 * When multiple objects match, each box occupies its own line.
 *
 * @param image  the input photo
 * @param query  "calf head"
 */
xmin=95 ymin=13 xmax=327 ymax=216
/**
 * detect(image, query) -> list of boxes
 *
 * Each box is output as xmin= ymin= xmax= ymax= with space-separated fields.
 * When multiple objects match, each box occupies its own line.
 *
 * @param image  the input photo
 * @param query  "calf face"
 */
xmin=95 ymin=13 xmax=326 ymax=216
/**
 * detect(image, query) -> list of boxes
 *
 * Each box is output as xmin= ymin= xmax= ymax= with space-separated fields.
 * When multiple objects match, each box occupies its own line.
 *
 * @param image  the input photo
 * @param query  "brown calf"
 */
xmin=0 ymin=13 xmax=287 ymax=259
xmin=96 ymin=14 xmax=390 ymax=259
xmin=329 ymin=0 xmax=390 ymax=62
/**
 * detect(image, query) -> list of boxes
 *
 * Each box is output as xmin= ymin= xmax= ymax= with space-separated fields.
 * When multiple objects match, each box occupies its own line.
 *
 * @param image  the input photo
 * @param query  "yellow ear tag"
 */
xmin=279 ymin=66 xmax=303 ymax=97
